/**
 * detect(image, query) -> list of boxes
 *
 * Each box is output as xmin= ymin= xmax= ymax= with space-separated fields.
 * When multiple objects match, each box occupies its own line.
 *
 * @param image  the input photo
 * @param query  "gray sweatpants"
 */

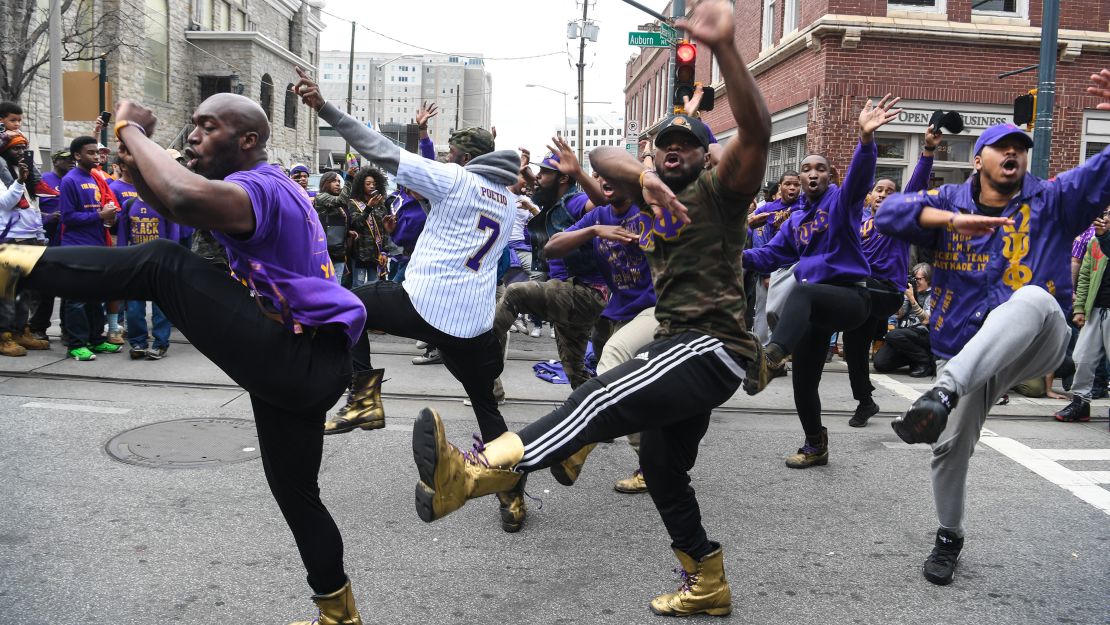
xmin=930 ymin=286 xmax=1068 ymax=534
xmin=1069 ymin=306 xmax=1110 ymax=398
xmin=765 ymin=264 xmax=798 ymax=330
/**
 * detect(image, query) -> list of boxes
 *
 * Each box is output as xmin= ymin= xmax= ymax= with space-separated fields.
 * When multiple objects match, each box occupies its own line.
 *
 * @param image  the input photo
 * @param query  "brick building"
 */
xmin=22 ymin=0 xmax=323 ymax=168
xmin=626 ymin=0 xmax=1110 ymax=187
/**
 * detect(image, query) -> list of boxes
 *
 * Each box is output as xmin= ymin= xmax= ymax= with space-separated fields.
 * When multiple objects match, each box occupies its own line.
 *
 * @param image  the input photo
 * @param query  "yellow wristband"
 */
xmin=114 ymin=120 xmax=147 ymax=142
xmin=639 ymin=169 xmax=655 ymax=188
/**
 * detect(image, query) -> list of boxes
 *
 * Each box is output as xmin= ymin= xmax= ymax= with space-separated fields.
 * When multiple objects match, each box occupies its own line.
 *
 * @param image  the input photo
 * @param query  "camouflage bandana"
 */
xmin=448 ymin=127 xmax=495 ymax=158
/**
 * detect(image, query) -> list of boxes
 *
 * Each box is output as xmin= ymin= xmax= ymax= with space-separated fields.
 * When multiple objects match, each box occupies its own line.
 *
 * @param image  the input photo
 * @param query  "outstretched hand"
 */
xmin=415 ymin=101 xmax=439 ymax=126
xmin=641 ymin=171 xmax=691 ymax=226
xmin=950 ymin=213 xmax=1013 ymax=237
xmin=593 ymin=225 xmax=639 ymax=244
xmin=293 ymin=66 xmax=325 ymax=111
xmin=545 ymin=135 xmax=583 ymax=176
xmin=924 ymin=124 xmax=943 ymax=151
xmin=859 ymin=93 xmax=902 ymax=139
xmin=682 ymin=84 xmax=705 ymax=116
xmin=1088 ymin=69 xmax=1110 ymax=110
xmin=675 ymin=0 xmax=735 ymax=49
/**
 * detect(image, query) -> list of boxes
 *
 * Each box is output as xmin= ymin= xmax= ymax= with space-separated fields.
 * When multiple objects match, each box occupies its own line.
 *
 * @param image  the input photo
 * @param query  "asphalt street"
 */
xmin=0 ymin=330 xmax=1107 ymax=625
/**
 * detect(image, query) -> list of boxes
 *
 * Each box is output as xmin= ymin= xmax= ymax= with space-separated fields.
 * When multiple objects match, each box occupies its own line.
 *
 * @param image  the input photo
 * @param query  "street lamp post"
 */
xmin=526 ymin=84 xmax=568 ymax=136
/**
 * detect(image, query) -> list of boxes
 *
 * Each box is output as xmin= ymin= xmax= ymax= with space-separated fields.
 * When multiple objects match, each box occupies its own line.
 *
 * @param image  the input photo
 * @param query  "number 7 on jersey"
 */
xmin=465 ymin=214 xmax=501 ymax=271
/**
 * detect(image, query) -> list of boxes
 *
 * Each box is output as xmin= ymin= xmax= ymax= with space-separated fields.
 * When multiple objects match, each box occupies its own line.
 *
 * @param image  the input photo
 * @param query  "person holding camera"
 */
xmin=0 ymin=132 xmax=48 ymax=356
xmin=873 ymin=262 xmax=934 ymax=376
xmin=312 ymin=171 xmax=352 ymax=285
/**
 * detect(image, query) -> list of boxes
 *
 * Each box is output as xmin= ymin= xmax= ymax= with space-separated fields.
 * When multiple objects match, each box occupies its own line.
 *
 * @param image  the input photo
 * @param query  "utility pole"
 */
xmin=343 ymin=21 xmax=355 ymax=164
xmin=668 ymin=0 xmax=685 ymax=116
xmin=98 ymin=55 xmax=108 ymax=145
xmin=48 ymin=0 xmax=63 ymax=151
xmin=455 ymin=87 xmax=461 ymax=131
xmin=1031 ymin=0 xmax=1059 ymax=178
xmin=576 ymin=0 xmax=589 ymax=164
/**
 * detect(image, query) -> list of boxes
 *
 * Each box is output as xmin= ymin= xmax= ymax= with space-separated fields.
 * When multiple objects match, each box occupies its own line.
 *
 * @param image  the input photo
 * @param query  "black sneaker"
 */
xmin=1053 ymin=396 xmax=1090 ymax=422
xmin=146 ymin=346 xmax=167 ymax=361
xmin=129 ymin=346 xmax=148 ymax=360
xmin=923 ymin=528 xmax=963 ymax=585
xmin=849 ymin=400 xmax=880 ymax=427
xmin=892 ymin=387 xmax=958 ymax=444
xmin=1090 ymin=387 xmax=1107 ymax=400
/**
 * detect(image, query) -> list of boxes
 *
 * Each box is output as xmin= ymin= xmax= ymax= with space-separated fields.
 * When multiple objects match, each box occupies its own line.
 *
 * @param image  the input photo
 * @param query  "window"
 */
xmin=283 ymin=84 xmax=297 ymax=129
xmin=223 ymin=1 xmax=232 ymax=30
xmin=875 ymin=166 xmax=905 ymax=189
xmin=876 ymin=137 xmax=905 ymax=159
xmin=1087 ymin=142 xmax=1109 ymax=160
xmin=972 ymin=0 xmax=1024 ymax=15
xmin=260 ymin=74 xmax=273 ymax=121
xmin=765 ymin=134 xmax=805 ymax=186
xmin=782 ymin=0 xmax=799 ymax=33
xmin=761 ymin=0 xmax=775 ymax=50
xmin=889 ymin=0 xmax=945 ymax=9
xmin=143 ymin=0 xmax=169 ymax=100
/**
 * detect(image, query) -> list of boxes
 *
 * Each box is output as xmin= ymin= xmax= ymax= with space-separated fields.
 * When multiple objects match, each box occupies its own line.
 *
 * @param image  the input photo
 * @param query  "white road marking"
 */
xmin=1076 ymin=471 xmax=1110 ymax=485
xmin=21 ymin=401 xmax=130 ymax=415
xmin=881 ymin=441 xmax=932 ymax=450
xmin=870 ymin=373 xmax=922 ymax=402
xmin=1032 ymin=449 xmax=1110 ymax=461
xmin=978 ymin=431 xmax=1110 ymax=516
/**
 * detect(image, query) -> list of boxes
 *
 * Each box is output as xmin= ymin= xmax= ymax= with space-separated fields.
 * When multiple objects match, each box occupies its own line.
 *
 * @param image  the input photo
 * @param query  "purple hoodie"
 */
xmin=876 ymin=144 xmax=1110 ymax=359
xmin=859 ymin=154 xmax=933 ymax=284
xmin=743 ymin=140 xmax=876 ymax=284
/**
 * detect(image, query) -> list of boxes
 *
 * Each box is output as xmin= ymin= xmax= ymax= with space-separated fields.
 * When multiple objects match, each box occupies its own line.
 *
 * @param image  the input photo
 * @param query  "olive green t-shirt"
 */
xmin=640 ymin=169 xmax=758 ymax=361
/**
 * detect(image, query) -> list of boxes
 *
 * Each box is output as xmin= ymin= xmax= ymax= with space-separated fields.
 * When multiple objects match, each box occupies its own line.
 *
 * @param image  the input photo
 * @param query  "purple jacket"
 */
xmin=743 ymin=140 xmax=875 ymax=284
xmin=58 ymin=168 xmax=109 ymax=247
xmin=859 ymin=154 xmax=933 ymax=284
xmin=750 ymin=196 xmax=804 ymax=250
xmin=876 ymin=144 xmax=1110 ymax=359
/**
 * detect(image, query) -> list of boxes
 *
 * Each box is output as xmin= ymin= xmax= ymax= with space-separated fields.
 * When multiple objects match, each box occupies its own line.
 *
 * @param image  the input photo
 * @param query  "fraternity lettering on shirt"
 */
xmin=78 ymin=182 xmax=102 ymax=209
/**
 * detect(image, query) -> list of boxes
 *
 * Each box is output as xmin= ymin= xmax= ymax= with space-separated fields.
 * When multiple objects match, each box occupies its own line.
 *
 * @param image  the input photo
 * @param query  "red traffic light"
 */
xmin=677 ymin=42 xmax=696 ymax=63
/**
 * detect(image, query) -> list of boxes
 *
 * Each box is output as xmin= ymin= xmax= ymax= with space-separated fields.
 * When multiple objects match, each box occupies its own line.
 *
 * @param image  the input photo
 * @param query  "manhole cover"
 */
xmin=105 ymin=418 xmax=260 ymax=469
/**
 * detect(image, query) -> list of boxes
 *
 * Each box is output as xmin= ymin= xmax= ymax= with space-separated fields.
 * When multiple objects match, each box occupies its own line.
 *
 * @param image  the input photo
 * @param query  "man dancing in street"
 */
xmin=0 ymin=94 xmax=368 ymax=624
xmin=409 ymin=1 xmax=771 ymax=616
xmin=876 ymin=68 xmax=1110 ymax=587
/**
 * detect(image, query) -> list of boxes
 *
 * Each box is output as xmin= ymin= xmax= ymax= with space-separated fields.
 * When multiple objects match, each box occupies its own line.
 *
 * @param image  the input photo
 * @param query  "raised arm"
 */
xmin=678 ymin=0 xmax=770 ymax=196
xmin=295 ymin=66 xmax=402 ymax=175
xmin=742 ymin=223 xmax=800 ymax=274
xmin=546 ymin=135 xmax=607 ymax=209
xmin=904 ymin=125 xmax=940 ymax=194
xmin=416 ymin=101 xmax=438 ymax=159
xmin=840 ymin=94 xmax=901 ymax=218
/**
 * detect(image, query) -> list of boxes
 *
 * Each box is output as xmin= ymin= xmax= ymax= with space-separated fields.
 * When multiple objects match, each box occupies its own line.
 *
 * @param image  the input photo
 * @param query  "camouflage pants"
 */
xmin=494 ymin=279 xmax=606 ymax=389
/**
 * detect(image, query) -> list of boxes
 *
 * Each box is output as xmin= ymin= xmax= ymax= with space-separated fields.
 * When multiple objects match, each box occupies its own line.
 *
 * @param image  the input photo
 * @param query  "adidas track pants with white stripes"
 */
xmin=515 ymin=331 xmax=745 ymax=558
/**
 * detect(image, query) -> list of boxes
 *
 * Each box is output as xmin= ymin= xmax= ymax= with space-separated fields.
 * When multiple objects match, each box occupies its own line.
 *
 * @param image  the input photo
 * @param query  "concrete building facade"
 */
xmin=22 ymin=0 xmax=323 ymax=168
xmin=626 ymin=0 xmax=1110 ymax=186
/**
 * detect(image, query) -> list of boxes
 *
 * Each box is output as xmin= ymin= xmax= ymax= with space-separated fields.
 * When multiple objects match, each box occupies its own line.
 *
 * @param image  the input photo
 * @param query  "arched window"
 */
xmin=143 ymin=0 xmax=169 ymax=100
xmin=283 ymin=83 xmax=297 ymax=129
xmin=260 ymin=74 xmax=273 ymax=121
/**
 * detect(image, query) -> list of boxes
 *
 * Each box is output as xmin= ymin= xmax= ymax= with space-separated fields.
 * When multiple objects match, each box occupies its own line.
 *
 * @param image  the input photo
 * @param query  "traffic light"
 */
xmin=1013 ymin=88 xmax=1037 ymax=131
xmin=673 ymin=41 xmax=697 ymax=110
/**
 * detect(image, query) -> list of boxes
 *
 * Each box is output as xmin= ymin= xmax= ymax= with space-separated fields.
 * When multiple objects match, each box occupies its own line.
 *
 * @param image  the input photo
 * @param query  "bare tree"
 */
xmin=0 ymin=0 xmax=143 ymax=103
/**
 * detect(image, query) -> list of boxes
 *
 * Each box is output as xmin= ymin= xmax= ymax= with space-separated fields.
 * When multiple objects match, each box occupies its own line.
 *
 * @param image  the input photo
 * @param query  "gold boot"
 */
xmin=0 ymin=332 xmax=27 ymax=357
xmin=412 ymin=407 xmax=523 ymax=523
xmin=649 ymin=544 xmax=732 ymax=617
xmin=289 ymin=578 xmax=363 ymax=625
xmin=324 ymin=369 xmax=385 ymax=435
xmin=496 ymin=473 xmax=528 ymax=533
xmin=15 ymin=328 xmax=48 ymax=351
xmin=0 ymin=244 xmax=47 ymax=302
xmin=613 ymin=467 xmax=648 ymax=494
xmin=549 ymin=443 xmax=596 ymax=486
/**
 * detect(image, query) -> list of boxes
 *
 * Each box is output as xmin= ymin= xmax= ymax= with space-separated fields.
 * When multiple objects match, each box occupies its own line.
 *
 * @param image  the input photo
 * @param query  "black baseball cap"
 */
xmin=655 ymin=114 xmax=712 ymax=150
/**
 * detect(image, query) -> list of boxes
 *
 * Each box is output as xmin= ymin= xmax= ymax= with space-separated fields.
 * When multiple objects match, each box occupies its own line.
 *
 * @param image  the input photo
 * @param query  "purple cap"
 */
xmin=974 ymin=123 xmax=1033 ymax=156
xmin=537 ymin=153 xmax=561 ymax=171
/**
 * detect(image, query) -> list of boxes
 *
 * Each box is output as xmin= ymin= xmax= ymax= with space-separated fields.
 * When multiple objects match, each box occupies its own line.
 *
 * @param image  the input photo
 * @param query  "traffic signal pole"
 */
xmin=577 ymin=0 xmax=589 ymax=164
xmin=668 ymin=0 xmax=685 ymax=116
xmin=1031 ymin=0 xmax=1059 ymax=178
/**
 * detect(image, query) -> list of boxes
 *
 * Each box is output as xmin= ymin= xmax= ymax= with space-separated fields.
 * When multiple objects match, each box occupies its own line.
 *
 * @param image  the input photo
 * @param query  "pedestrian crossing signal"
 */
xmin=1013 ymin=89 xmax=1037 ymax=131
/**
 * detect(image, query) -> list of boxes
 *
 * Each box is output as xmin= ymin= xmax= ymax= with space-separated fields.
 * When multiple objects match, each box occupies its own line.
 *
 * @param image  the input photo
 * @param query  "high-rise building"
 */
xmin=316 ymin=51 xmax=492 ymax=165
xmin=561 ymin=112 xmax=627 ymax=173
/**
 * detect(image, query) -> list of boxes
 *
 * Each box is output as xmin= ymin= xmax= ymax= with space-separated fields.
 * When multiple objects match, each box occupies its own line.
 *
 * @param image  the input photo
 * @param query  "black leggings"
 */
xmin=22 ymin=240 xmax=351 ymax=595
xmin=514 ymin=332 xmax=742 ymax=560
xmin=843 ymin=280 xmax=905 ymax=403
xmin=770 ymin=282 xmax=870 ymax=441
xmin=350 ymin=280 xmax=507 ymax=441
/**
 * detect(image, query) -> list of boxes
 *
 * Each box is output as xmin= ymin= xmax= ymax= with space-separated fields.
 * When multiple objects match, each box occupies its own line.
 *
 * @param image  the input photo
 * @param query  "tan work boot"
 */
xmin=288 ymin=578 xmax=362 ymax=625
xmin=785 ymin=428 xmax=829 ymax=468
xmin=15 ymin=328 xmax=48 ymax=350
xmin=649 ymin=543 xmax=732 ymax=617
xmin=412 ymin=407 xmax=523 ymax=523
xmin=0 ymin=244 xmax=47 ymax=301
xmin=325 ymin=369 xmax=385 ymax=435
xmin=743 ymin=340 xmax=785 ymax=396
xmin=0 ymin=332 xmax=27 ymax=357
xmin=496 ymin=473 xmax=528 ymax=533
xmin=550 ymin=443 xmax=596 ymax=486
xmin=613 ymin=467 xmax=648 ymax=494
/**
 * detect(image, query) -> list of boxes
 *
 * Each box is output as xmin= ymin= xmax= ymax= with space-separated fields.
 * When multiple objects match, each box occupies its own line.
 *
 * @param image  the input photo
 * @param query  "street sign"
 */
xmin=628 ymin=31 xmax=671 ymax=48
xmin=624 ymin=141 xmax=638 ymax=157
xmin=626 ymin=119 xmax=639 ymax=135
xmin=660 ymin=23 xmax=677 ymax=43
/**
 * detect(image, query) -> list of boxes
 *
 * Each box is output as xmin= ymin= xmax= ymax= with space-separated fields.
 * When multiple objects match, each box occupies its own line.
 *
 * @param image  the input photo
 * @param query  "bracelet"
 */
xmin=948 ymin=212 xmax=957 ymax=227
xmin=923 ymin=146 xmax=936 ymax=152
xmin=417 ymin=123 xmax=428 ymax=130
xmin=114 ymin=120 xmax=147 ymax=142
xmin=639 ymin=169 xmax=656 ymax=188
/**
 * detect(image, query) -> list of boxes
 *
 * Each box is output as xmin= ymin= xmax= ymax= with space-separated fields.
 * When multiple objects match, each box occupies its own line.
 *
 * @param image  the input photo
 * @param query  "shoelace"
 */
xmin=931 ymin=543 xmax=960 ymax=567
xmin=462 ymin=433 xmax=490 ymax=467
xmin=673 ymin=567 xmax=699 ymax=594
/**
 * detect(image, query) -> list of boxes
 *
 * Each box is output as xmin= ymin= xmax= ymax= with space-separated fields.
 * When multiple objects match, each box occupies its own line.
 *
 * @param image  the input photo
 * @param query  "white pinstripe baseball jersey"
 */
xmin=396 ymin=149 xmax=517 ymax=338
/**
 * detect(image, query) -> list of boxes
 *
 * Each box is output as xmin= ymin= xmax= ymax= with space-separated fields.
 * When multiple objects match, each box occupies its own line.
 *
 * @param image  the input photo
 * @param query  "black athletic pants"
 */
xmin=21 ymin=240 xmax=351 ymax=595
xmin=770 ymin=282 xmax=871 ymax=441
xmin=350 ymin=280 xmax=507 ymax=441
xmin=514 ymin=332 xmax=743 ymax=560
xmin=874 ymin=325 xmax=933 ymax=372
xmin=843 ymin=279 xmax=905 ymax=404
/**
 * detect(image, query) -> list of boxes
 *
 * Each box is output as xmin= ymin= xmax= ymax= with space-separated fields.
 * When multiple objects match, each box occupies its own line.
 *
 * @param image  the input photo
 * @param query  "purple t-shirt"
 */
xmin=548 ymin=192 xmax=603 ymax=283
xmin=565 ymin=203 xmax=656 ymax=321
xmin=214 ymin=163 xmax=367 ymax=347
xmin=58 ymin=168 xmax=109 ymax=247
xmin=113 ymin=180 xmax=180 ymax=245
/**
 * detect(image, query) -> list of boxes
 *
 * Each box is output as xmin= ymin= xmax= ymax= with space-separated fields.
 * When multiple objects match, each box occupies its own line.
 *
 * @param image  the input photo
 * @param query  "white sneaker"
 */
xmin=550 ymin=325 xmax=556 ymax=338
xmin=529 ymin=326 xmax=541 ymax=338
xmin=415 ymin=340 xmax=428 ymax=350
xmin=510 ymin=315 xmax=527 ymax=333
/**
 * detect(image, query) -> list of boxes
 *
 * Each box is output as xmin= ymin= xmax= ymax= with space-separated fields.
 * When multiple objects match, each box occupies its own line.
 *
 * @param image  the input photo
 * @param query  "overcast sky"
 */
xmin=318 ymin=0 xmax=661 ymax=156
